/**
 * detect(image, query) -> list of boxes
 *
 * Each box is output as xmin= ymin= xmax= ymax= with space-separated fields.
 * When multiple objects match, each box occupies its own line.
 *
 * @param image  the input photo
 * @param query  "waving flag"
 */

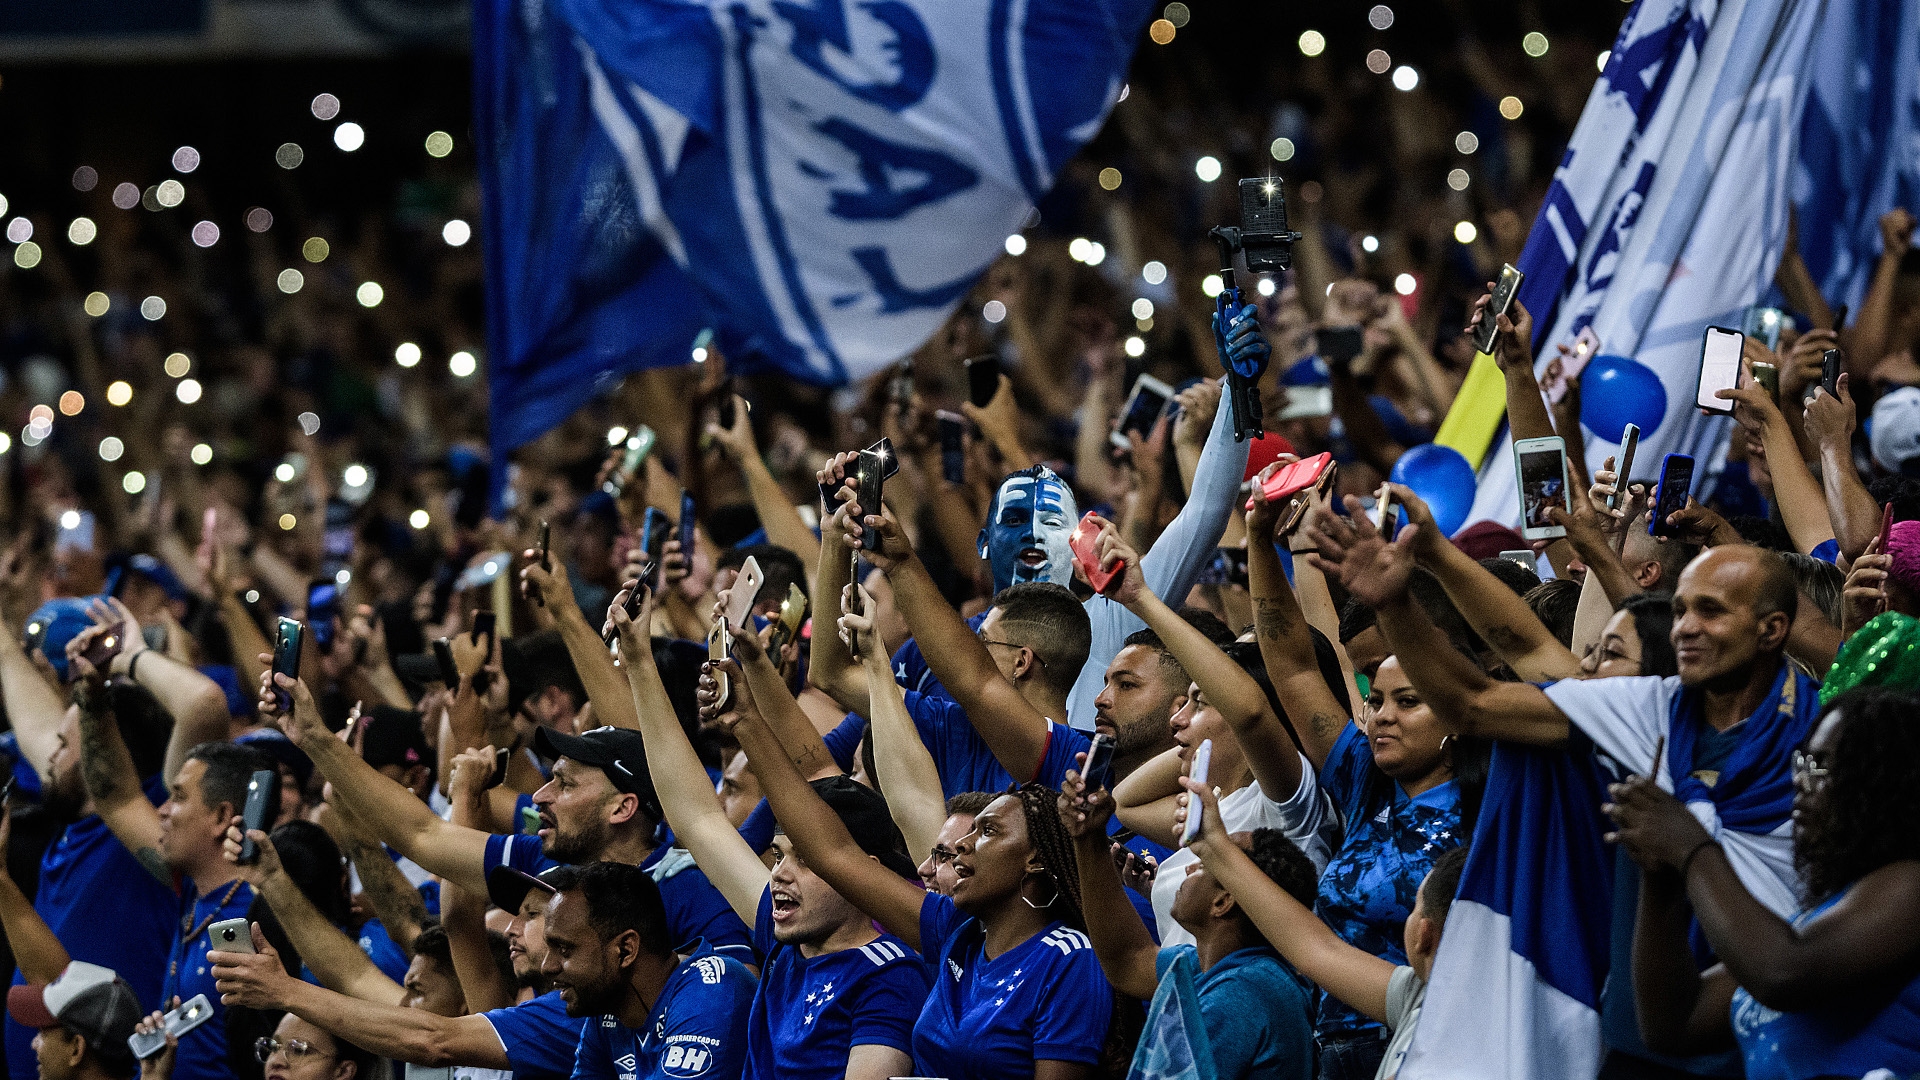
xmin=476 ymin=0 xmax=1154 ymax=473
xmin=1457 ymin=0 xmax=1824 ymax=527
xmin=1792 ymin=0 xmax=1920 ymax=308
xmin=1398 ymin=745 xmax=1617 ymax=1079
xmin=1126 ymin=948 xmax=1219 ymax=1080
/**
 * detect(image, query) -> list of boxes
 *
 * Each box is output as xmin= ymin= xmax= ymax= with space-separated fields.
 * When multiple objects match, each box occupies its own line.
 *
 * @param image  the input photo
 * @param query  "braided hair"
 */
xmin=1796 ymin=687 xmax=1920 ymax=903
xmin=1012 ymin=783 xmax=1085 ymax=930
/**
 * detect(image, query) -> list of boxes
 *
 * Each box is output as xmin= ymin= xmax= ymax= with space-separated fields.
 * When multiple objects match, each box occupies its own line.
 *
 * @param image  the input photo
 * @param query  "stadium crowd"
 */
xmin=0 ymin=3 xmax=1918 ymax=1079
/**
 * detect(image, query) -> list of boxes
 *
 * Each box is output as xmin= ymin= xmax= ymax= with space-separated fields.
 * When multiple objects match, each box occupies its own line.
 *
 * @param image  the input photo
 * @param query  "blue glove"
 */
xmin=1211 ymin=301 xmax=1271 ymax=380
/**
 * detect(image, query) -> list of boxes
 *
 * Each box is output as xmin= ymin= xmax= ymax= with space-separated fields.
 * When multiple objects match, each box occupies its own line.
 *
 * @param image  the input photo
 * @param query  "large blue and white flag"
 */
xmin=1465 ymin=0 xmax=1824 ymax=527
xmin=1792 ymin=0 xmax=1920 ymax=309
xmin=1398 ymin=745 xmax=1617 ymax=1080
xmin=476 ymin=0 xmax=1153 ymax=466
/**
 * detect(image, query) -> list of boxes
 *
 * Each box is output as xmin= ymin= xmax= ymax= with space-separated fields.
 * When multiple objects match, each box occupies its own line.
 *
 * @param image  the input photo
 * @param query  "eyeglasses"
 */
xmin=1791 ymin=749 xmax=1830 ymax=791
xmin=978 ymin=635 xmax=1046 ymax=668
xmin=255 ymin=1038 xmax=334 ymax=1064
xmin=926 ymin=845 xmax=959 ymax=865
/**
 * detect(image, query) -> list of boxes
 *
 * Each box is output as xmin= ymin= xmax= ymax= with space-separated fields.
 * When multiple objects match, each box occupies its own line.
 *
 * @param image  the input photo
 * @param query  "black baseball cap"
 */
xmin=361 ymin=706 xmax=431 ymax=772
xmin=533 ymin=726 xmax=660 ymax=819
xmin=803 ymin=775 xmax=919 ymax=881
xmin=486 ymin=865 xmax=561 ymax=914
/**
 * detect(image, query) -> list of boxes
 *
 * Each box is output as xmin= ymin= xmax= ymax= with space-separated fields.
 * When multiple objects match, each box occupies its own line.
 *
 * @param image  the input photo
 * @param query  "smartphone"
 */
xmin=767 ymin=583 xmax=808 ymax=655
xmin=1695 ymin=326 xmax=1744 ymax=413
xmin=602 ymin=584 xmax=647 ymax=647
xmin=306 ymin=581 xmax=341 ymax=655
xmin=483 ymin=746 xmax=512 ymax=790
xmin=965 ymin=355 xmax=1000 ymax=408
xmin=1498 ymin=549 xmax=1540 ymax=575
xmin=888 ymin=363 xmax=914 ymax=410
xmin=1111 ymin=373 xmax=1175 ymax=450
xmin=1610 ymin=424 xmax=1641 ymax=512
xmin=128 ymin=995 xmax=214 ymax=1060
xmin=706 ymin=624 xmax=732 ymax=711
xmin=1069 ymin=512 xmax=1122 ymax=594
xmin=724 ymin=556 xmax=764 ymax=632
xmin=1647 ymin=454 xmax=1696 ymax=538
xmin=715 ymin=386 xmax=739 ymax=431
xmin=1082 ymin=733 xmax=1115 ymax=792
xmin=1514 ymin=436 xmax=1571 ymax=540
xmin=1373 ymin=482 xmax=1400 ymax=540
xmin=1180 ymin=739 xmax=1213 ymax=847
xmin=537 ymin=521 xmax=551 ymax=570
xmin=678 ymin=493 xmax=697 ymax=564
xmin=935 ymin=410 xmax=967 ymax=485
xmin=270 ymin=618 xmax=302 ymax=712
xmin=470 ymin=611 xmax=498 ymax=696
xmin=1246 ymin=452 xmax=1334 ymax=510
xmin=1878 ymin=503 xmax=1896 ymax=613
xmin=852 ymin=449 xmax=886 ymax=551
xmin=432 ymin=638 xmax=459 ymax=687
xmin=1751 ymin=362 xmax=1779 ymax=402
xmin=602 ymin=427 xmax=656 ymax=498
xmin=236 ymin=770 xmax=275 ymax=864
xmin=1472 ymin=264 xmax=1525 ymax=355
xmin=1821 ymin=349 xmax=1842 ymax=397
xmin=1742 ymin=305 xmax=1787 ymax=351
xmin=639 ymin=507 xmax=671 ymax=588
xmin=1315 ymin=326 xmax=1364 ymax=369
xmin=1545 ymin=327 xmax=1600 ymax=404
xmin=208 ymin=918 xmax=254 ymax=955
xmin=80 ymin=622 xmax=126 ymax=674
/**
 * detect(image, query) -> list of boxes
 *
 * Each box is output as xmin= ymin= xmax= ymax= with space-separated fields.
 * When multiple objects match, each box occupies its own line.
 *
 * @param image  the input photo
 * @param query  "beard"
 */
xmin=42 ymin=775 xmax=86 ymax=825
xmin=544 ymin=815 xmax=611 ymax=865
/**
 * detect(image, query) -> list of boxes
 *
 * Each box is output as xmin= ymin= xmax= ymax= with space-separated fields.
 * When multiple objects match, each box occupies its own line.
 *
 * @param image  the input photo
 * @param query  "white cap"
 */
xmin=1871 ymin=386 xmax=1920 ymax=473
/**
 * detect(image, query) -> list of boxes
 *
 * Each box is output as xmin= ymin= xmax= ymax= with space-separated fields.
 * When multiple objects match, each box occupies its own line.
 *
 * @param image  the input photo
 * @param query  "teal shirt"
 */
xmin=1155 ymin=945 xmax=1315 ymax=1080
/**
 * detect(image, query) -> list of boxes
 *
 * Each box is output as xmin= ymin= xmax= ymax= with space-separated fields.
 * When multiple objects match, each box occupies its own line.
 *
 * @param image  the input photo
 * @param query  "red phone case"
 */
xmin=1245 ymin=452 xmax=1333 ymax=510
xmin=1070 ymin=513 xmax=1122 ymax=594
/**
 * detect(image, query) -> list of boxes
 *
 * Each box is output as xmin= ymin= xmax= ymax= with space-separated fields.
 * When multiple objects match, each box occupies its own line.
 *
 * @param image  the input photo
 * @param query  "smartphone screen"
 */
xmin=965 ymin=356 xmax=1000 ymax=408
xmin=1742 ymin=305 xmax=1786 ymax=351
xmin=1515 ymin=439 xmax=1570 ymax=535
xmin=1111 ymin=374 xmax=1174 ymax=449
xmin=678 ymin=493 xmax=697 ymax=561
xmin=1082 ymin=733 xmax=1115 ymax=791
xmin=1180 ymin=739 xmax=1213 ymax=846
xmin=640 ymin=508 xmax=670 ymax=587
xmin=1649 ymin=455 xmax=1696 ymax=537
xmin=1695 ymin=327 xmax=1744 ymax=412
xmin=271 ymin=618 xmax=302 ymax=711
xmin=1472 ymin=265 xmax=1525 ymax=354
xmin=307 ymin=581 xmax=340 ymax=654
xmin=935 ymin=411 xmax=966 ymax=485
xmin=853 ymin=450 xmax=886 ymax=551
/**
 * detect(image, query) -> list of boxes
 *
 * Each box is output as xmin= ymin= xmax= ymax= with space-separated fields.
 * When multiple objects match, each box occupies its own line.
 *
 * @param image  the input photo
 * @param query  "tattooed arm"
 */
xmin=75 ymin=674 xmax=170 ymax=885
xmin=1246 ymin=522 xmax=1353 ymax=777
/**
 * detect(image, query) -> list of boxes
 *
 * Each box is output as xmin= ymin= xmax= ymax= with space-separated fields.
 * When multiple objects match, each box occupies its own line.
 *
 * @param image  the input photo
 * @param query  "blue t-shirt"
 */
xmin=1155 ymin=945 xmax=1315 ymax=1080
xmin=485 ymin=990 xmax=586 ymax=1079
xmin=890 ymin=615 xmax=988 ymax=699
xmin=570 ymin=945 xmax=756 ymax=1080
xmin=1313 ymin=725 xmax=1462 ymax=1039
xmin=8 ymin=775 xmax=175 ymax=1080
xmin=744 ymin=887 xmax=926 ymax=1079
xmin=483 ymin=835 xmax=753 ymax=962
xmin=905 ymin=692 xmax=1090 ymax=799
xmin=162 ymin=878 xmax=258 ymax=1080
xmin=912 ymin=892 xmax=1112 ymax=1079
xmin=1731 ymin=889 xmax=1920 ymax=1080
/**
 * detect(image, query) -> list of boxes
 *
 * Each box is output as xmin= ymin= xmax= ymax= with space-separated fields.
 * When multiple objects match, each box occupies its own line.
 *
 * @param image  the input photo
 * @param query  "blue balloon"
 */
xmin=1579 ymin=354 xmax=1667 ymax=440
xmin=1390 ymin=443 xmax=1476 ymax=537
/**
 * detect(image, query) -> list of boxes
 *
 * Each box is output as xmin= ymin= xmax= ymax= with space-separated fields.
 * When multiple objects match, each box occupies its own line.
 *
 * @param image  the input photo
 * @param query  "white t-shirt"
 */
xmin=1376 ymin=965 xmax=1424 ymax=1079
xmin=1150 ymin=752 xmax=1342 ymax=947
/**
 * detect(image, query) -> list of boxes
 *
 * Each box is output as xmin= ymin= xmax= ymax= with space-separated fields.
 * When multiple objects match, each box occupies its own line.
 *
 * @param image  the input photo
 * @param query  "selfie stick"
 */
xmin=1208 ymin=226 xmax=1264 ymax=443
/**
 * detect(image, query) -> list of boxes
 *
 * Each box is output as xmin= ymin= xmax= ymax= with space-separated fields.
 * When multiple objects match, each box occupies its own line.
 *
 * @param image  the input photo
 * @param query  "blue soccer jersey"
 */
xmin=484 ymin=990 xmax=586 ymax=1079
xmin=912 ymin=892 xmax=1112 ymax=1080
xmin=483 ymin=835 xmax=753 ymax=961
xmin=570 ymin=945 xmax=755 ymax=1080
xmin=743 ymin=887 xmax=928 ymax=1080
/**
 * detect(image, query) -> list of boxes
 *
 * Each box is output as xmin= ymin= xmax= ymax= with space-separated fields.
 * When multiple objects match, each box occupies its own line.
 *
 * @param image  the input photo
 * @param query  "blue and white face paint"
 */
xmin=977 ymin=466 xmax=1078 ymax=592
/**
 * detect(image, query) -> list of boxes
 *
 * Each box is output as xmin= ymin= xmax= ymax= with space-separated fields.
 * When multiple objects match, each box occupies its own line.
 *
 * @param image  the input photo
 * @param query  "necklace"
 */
xmin=169 ymin=879 xmax=247 ymax=982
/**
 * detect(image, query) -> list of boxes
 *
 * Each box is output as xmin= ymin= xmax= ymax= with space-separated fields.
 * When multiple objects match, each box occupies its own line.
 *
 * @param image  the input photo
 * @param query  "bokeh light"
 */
xmin=155 ymin=180 xmax=184 ymax=207
xmin=334 ymin=123 xmax=365 ymax=152
xmin=164 ymin=352 xmax=191 ymax=377
xmin=6 ymin=218 xmax=30 ymax=243
xmin=277 ymin=268 xmax=304 ymax=294
xmin=1391 ymin=66 xmax=1419 ymax=91
xmin=395 ymin=342 xmax=422 ymax=367
xmin=1394 ymin=273 xmax=1418 ymax=296
xmin=443 ymin=219 xmax=471 ymax=246
xmin=303 ymin=237 xmax=330 ymax=262
xmin=99 ymin=437 xmax=123 ymax=462
xmin=1131 ymin=298 xmax=1154 ymax=320
xmin=1124 ymin=336 xmax=1146 ymax=357
xmin=1256 ymin=277 xmax=1276 ymax=297
xmin=1366 ymin=49 xmax=1391 ymax=74
xmin=1271 ymin=138 xmax=1295 ymax=161
xmin=1004 ymin=234 xmax=1027 ymax=256
xmin=410 ymin=509 xmax=431 ymax=529
xmin=1361 ymin=235 xmax=1380 ymax=253
xmin=449 ymin=351 xmax=478 ymax=377
xmin=275 ymin=462 xmax=297 ymax=483
xmin=1448 ymin=168 xmax=1470 ymax=191
xmin=68 ymin=218 xmax=96 ymax=245
xmin=1499 ymin=96 xmax=1525 ymax=119
xmin=1597 ymin=50 xmax=1612 ymax=72
xmin=1148 ymin=19 xmax=1175 ymax=44
xmin=191 ymin=221 xmax=219 ymax=247
xmin=16 ymin=242 xmax=43 ymax=270
xmin=112 ymin=183 xmax=140 ymax=210
xmin=1298 ymin=30 xmax=1325 ymax=56
xmin=59 ymin=391 xmax=84 ymax=416
xmin=1163 ymin=3 xmax=1190 ymax=28
xmin=190 ymin=443 xmax=213 ymax=465
xmin=356 ymin=281 xmax=384 ymax=307
xmin=276 ymin=143 xmax=305 ymax=169
xmin=106 ymin=381 xmax=132 ymax=406
xmin=311 ymin=93 xmax=341 ymax=120
xmin=299 ymin=412 xmax=321 ymax=435
xmin=176 ymin=379 xmax=202 ymax=404
xmin=140 ymin=296 xmax=166 ymax=321
xmin=1098 ymin=168 xmax=1122 ymax=191
xmin=246 ymin=207 xmax=273 ymax=232
xmin=1194 ymin=155 xmax=1222 ymax=182
xmin=72 ymin=167 xmax=97 ymax=192
xmin=1368 ymin=5 xmax=1394 ymax=29
xmin=278 ymin=514 xmax=297 ymax=531
xmin=172 ymin=146 xmax=201 ymax=173
xmin=1522 ymin=32 xmax=1549 ymax=57
xmin=123 ymin=472 xmax=147 ymax=495
xmin=1142 ymin=260 xmax=1168 ymax=285
xmin=84 ymin=293 xmax=111 ymax=317
xmin=1456 ymin=131 xmax=1480 ymax=154
xmin=1454 ymin=220 xmax=1478 ymax=244
xmin=983 ymin=300 xmax=1007 ymax=323
xmin=425 ymin=131 xmax=454 ymax=157
xmin=1201 ymin=274 xmax=1224 ymax=298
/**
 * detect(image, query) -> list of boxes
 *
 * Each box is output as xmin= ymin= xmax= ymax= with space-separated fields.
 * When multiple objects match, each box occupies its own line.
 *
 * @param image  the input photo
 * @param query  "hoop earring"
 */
xmin=1022 ymin=871 xmax=1060 ymax=909
xmin=1440 ymin=734 xmax=1456 ymax=753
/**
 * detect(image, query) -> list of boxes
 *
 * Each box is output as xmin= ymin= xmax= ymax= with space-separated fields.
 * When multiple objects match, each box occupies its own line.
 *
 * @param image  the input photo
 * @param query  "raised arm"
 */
xmin=1246 ymin=481 xmax=1355 ymax=773
xmin=443 ymin=747 xmax=522 ymax=1013
xmin=725 ymin=609 xmax=843 ymax=783
xmin=707 ymin=394 xmax=821 ymax=571
xmin=1060 ymin=773 xmax=1160 ymax=1000
xmin=0 ymin=808 xmax=71 ymax=982
xmin=1181 ymin=777 xmax=1396 ymax=1023
xmin=1098 ymin=515 xmax=1302 ymax=803
xmin=0 ymin=619 xmax=70 ymax=783
xmin=1848 ymin=208 xmax=1914 ymax=374
xmin=714 ymin=657 xmax=927 ymax=951
xmin=88 ymin=599 xmax=232 ymax=784
xmin=1804 ymin=375 xmax=1884 ymax=563
xmin=222 ymin=824 xmax=404 ymax=1007
xmin=610 ymin=587 xmax=766 ymax=927
xmin=1137 ymin=375 xmax=1250 ymax=606
xmin=326 ymin=801 xmax=428 ymax=956
xmin=806 ymin=454 xmax=866 ymax=713
xmin=212 ymin=929 xmax=510 ymax=1070
xmin=267 ymin=667 xmax=491 ymax=894
xmin=71 ymin=659 xmax=167 ymax=884
xmin=855 ymin=506 xmax=1055 ymax=780
xmin=518 ymin=548 xmax=639 ymax=730
xmin=1306 ymin=495 xmax=1572 ymax=748
xmin=841 ymin=585 xmax=946 ymax=862
xmin=1718 ymin=381 xmax=1834 ymax=556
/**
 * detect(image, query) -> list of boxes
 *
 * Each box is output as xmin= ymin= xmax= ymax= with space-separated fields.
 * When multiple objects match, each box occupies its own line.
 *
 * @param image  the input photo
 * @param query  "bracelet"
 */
xmin=1678 ymin=838 xmax=1717 ymax=881
xmin=1290 ymin=547 xmax=1322 ymax=557
xmin=126 ymin=648 xmax=148 ymax=682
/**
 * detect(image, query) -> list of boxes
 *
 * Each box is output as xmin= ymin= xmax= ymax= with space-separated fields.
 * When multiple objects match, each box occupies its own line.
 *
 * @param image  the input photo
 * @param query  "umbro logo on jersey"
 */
xmin=859 ymin=940 xmax=907 ymax=966
xmin=614 ymin=1055 xmax=637 ymax=1071
xmin=1042 ymin=928 xmax=1092 ymax=955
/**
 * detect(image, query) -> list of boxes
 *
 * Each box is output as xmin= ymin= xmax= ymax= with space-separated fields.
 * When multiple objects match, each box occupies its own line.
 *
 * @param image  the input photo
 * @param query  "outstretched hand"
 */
xmin=1057 ymin=759 xmax=1117 ymax=841
xmin=1304 ymin=494 xmax=1420 ymax=608
xmin=209 ymin=924 xmax=291 ymax=1009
